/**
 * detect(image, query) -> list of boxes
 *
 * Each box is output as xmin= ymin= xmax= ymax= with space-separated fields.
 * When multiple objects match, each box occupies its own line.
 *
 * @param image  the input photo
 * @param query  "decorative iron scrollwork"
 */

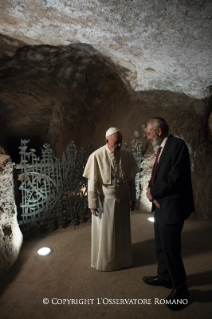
xmin=16 ymin=139 xmax=142 ymax=235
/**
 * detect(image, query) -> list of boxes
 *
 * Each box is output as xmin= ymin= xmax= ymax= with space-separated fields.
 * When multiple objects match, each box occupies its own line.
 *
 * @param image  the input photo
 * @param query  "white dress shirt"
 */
xmin=158 ymin=136 xmax=169 ymax=163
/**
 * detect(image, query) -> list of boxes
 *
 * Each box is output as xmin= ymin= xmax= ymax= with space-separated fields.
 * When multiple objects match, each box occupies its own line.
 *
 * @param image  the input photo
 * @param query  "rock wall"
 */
xmin=1 ymin=0 xmax=212 ymax=99
xmin=0 ymin=155 xmax=23 ymax=276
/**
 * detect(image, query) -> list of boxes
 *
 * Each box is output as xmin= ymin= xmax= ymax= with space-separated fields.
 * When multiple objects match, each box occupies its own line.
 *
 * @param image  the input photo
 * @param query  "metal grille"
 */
xmin=15 ymin=139 xmax=143 ymax=235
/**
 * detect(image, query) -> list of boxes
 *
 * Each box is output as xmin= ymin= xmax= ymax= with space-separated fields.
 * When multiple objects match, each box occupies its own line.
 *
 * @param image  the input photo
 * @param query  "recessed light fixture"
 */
xmin=37 ymin=247 xmax=52 ymax=256
xmin=147 ymin=217 xmax=155 ymax=222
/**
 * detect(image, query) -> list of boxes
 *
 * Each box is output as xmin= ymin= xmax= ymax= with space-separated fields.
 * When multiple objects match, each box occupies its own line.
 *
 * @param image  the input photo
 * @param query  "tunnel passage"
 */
xmin=7 ymin=136 xmax=44 ymax=164
xmin=0 ymin=43 xmax=137 ymax=241
xmin=1 ymin=41 xmax=212 ymax=279
xmin=0 ymin=42 xmax=212 ymax=227
xmin=0 ymin=0 xmax=212 ymax=281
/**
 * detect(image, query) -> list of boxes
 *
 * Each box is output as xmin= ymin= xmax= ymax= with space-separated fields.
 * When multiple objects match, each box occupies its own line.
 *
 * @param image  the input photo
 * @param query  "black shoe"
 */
xmin=165 ymin=286 xmax=189 ymax=310
xmin=143 ymin=275 xmax=173 ymax=288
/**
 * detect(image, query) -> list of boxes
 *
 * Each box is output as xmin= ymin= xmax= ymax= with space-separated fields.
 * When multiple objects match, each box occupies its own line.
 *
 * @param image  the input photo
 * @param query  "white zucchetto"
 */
xmin=105 ymin=127 xmax=120 ymax=137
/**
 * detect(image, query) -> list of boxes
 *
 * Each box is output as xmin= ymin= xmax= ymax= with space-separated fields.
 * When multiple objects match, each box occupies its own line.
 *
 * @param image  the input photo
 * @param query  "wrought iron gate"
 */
xmin=15 ymin=139 xmax=143 ymax=235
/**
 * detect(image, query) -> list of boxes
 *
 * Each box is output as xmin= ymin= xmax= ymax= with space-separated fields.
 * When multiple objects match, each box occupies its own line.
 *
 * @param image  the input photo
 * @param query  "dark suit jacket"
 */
xmin=150 ymin=135 xmax=195 ymax=224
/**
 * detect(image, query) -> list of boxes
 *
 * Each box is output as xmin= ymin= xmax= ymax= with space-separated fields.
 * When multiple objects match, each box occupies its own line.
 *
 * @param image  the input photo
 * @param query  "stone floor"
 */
xmin=0 ymin=211 xmax=212 ymax=319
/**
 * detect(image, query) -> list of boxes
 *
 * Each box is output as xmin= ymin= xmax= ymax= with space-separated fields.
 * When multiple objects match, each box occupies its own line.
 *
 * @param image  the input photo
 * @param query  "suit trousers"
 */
xmin=154 ymin=215 xmax=187 ymax=289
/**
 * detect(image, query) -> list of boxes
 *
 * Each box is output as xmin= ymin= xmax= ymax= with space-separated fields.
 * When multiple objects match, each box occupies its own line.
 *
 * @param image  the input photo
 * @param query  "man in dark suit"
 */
xmin=144 ymin=117 xmax=194 ymax=310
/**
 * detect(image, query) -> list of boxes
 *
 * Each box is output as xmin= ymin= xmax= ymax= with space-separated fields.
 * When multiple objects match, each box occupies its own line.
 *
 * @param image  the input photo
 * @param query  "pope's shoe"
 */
xmin=165 ymin=285 xmax=189 ymax=310
xmin=143 ymin=275 xmax=173 ymax=288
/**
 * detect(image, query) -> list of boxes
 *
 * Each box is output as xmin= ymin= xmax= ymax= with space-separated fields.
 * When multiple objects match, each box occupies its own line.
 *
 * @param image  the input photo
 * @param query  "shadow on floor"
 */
xmin=0 ymin=234 xmax=46 ymax=297
xmin=132 ymin=222 xmax=212 ymax=268
xmin=189 ymin=288 xmax=212 ymax=304
xmin=188 ymin=270 xmax=212 ymax=288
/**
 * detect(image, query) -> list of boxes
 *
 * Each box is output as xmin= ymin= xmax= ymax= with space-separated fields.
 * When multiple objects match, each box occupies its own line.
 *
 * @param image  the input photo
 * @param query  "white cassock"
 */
xmin=83 ymin=144 xmax=139 ymax=271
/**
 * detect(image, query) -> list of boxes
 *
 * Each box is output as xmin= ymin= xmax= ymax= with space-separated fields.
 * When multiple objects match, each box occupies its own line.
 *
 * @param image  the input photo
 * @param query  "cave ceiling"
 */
xmin=0 ymin=0 xmax=212 ymax=99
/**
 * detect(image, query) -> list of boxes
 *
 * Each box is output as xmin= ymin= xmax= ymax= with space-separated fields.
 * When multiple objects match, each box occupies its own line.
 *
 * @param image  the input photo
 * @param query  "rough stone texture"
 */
xmin=0 ymin=0 xmax=212 ymax=99
xmin=0 ymin=155 xmax=23 ymax=276
xmin=0 ymin=44 xmax=212 ymax=220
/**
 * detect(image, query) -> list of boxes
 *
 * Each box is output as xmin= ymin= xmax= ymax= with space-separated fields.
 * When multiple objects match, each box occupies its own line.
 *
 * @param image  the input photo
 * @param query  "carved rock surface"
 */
xmin=0 ymin=0 xmax=212 ymax=99
xmin=0 ymin=155 xmax=23 ymax=276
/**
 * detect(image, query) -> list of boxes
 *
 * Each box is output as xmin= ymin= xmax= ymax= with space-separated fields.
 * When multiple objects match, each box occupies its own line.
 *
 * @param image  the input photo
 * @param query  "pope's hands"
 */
xmin=90 ymin=209 xmax=99 ymax=216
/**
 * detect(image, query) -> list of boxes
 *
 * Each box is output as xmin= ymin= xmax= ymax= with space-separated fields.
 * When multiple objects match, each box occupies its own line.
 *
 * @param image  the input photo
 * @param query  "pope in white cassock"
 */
xmin=83 ymin=127 xmax=139 ymax=271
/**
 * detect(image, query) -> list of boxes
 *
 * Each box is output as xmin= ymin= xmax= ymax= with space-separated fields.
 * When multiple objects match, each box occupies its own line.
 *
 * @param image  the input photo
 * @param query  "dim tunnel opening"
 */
xmin=6 ymin=135 xmax=45 ymax=164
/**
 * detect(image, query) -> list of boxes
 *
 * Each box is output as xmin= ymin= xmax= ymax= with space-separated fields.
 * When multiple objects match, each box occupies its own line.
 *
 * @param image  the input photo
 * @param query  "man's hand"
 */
xmin=146 ymin=188 xmax=161 ymax=208
xmin=131 ymin=201 xmax=136 ymax=211
xmin=146 ymin=187 xmax=153 ymax=202
xmin=90 ymin=209 xmax=99 ymax=216
xmin=153 ymin=199 xmax=160 ymax=209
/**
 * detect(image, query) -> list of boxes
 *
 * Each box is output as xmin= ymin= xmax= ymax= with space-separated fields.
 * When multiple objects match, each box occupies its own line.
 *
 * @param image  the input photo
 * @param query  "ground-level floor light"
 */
xmin=37 ymin=247 xmax=52 ymax=256
xmin=147 ymin=217 xmax=155 ymax=222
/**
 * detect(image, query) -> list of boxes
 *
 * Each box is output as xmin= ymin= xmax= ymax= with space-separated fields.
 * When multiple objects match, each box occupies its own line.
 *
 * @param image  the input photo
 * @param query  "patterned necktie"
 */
xmin=150 ymin=146 xmax=162 ymax=185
